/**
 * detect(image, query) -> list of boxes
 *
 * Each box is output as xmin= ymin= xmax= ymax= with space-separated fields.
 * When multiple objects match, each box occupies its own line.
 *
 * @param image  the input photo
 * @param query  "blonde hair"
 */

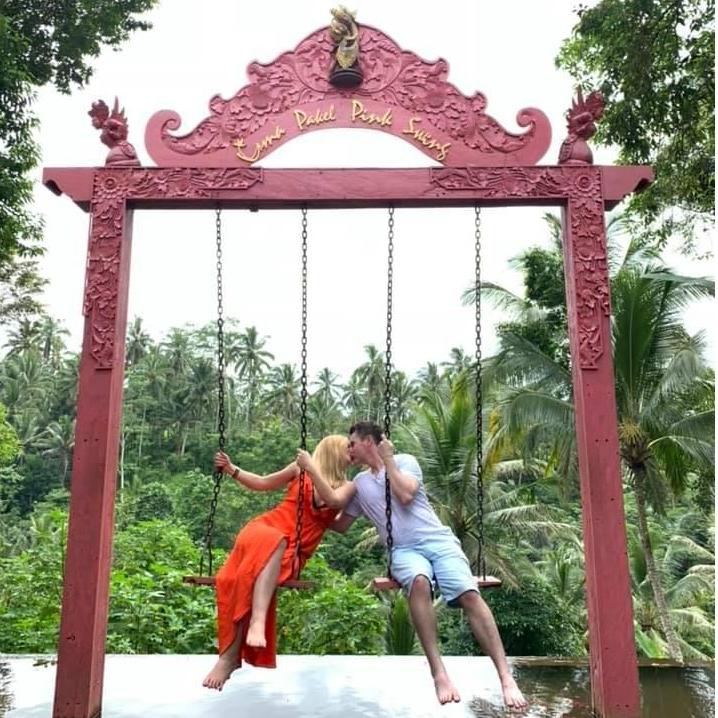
xmin=312 ymin=434 xmax=349 ymax=489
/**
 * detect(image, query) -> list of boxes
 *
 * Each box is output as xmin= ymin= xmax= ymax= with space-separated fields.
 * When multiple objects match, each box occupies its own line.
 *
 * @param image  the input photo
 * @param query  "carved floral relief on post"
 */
xmin=84 ymin=172 xmax=129 ymax=368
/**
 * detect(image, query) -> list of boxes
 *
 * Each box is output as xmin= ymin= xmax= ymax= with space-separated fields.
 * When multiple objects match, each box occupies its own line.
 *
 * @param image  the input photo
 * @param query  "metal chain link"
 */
xmin=293 ymin=206 xmax=309 ymax=578
xmin=474 ymin=204 xmax=486 ymax=579
xmin=383 ymin=206 xmax=395 ymax=578
xmin=200 ymin=207 xmax=226 ymax=577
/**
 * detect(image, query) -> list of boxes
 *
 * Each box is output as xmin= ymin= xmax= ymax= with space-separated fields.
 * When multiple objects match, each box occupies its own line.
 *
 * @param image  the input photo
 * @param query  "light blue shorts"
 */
xmin=391 ymin=534 xmax=478 ymax=608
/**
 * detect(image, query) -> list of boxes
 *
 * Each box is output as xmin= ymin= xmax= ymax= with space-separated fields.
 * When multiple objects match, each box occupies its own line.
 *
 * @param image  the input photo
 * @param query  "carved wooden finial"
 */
xmin=558 ymin=87 xmax=604 ymax=165
xmin=89 ymin=98 xmax=140 ymax=166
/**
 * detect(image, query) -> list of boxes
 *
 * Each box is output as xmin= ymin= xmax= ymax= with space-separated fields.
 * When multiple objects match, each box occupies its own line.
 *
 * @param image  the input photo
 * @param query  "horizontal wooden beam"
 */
xmin=43 ymin=165 xmax=652 ymax=212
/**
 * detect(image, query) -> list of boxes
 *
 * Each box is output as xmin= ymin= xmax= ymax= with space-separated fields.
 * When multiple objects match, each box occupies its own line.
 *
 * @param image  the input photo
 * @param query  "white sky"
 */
xmin=28 ymin=0 xmax=714 ymax=382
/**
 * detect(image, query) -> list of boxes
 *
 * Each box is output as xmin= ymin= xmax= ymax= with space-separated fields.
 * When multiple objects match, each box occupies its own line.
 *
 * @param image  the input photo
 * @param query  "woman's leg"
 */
xmin=202 ymin=618 xmax=246 ymax=691
xmin=246 ymin=538 xmax=287 ymax=647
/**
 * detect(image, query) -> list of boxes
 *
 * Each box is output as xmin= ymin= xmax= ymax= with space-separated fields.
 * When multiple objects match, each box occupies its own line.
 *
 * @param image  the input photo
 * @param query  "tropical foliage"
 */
xmin=0 ymin=206 xmax=712 ymax=661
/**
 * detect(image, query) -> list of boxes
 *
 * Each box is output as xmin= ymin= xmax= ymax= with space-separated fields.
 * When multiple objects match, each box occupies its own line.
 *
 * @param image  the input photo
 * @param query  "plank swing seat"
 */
xmin=182 ymin=575 xmax=314 ymax=590
xmin=371 ymin=575 xmax=502 ymax=591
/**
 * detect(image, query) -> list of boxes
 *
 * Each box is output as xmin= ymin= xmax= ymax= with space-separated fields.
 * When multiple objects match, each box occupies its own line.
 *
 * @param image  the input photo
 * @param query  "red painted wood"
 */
xmin=562 ymin=199 xmax=640 ymax=717
xmin=43 ymin=166 xmax=653 ymax=211
xmin=46 ymin=159 xmax=650 ymax=718
xmin=52 ymin=196 xmax=134 ymax=718
xmin=144 ymin=25 xmax=551 ymax=169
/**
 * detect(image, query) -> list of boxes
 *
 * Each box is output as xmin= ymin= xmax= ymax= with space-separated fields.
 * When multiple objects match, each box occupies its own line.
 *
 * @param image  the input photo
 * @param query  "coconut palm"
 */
xmin=37 ymin=315 xmax=69 ymax=367
xmin=4 ymin=318 xmax=42 ymax=356
xmin=628 ymin=508 xmax=715 ymax=660
xmin=313 ymin=367 xmax=341 ymax=403
xmin=307 ymin=392 xmax=344 ymax=438
xmin=341 ymin=373 xmax=366 ymax=422
xmin=35 ymin=416 xmax=76 ymax=485
xmin=390 ymin=371 xmax=418 ymax=424
xmin=162 ymin=327 xmax=193 ymax=379
xmin=475 ymin=231 xmax=715 ymax=661
xmin=264 ymin=363 xmax=301 ymax=420
xmin=354 ymin=344 xmax=386 ymax=420
xmin=0 ymin=349 xmax=49 ymax=419
xmin=125 ymin=317 xmax=152 ymax=368
xmin=441 ymin=347 xmax=473 ymax=381
xmin=232 ymin=326 xmax=274 ymax=428
xmin=416 ymin=362 xmax=445 ymax=397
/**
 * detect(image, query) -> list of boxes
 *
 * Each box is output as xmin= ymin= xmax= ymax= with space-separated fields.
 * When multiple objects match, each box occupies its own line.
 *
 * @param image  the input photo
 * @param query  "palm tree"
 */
xmin=307 ymin=392 xmax=344 ymax=437
xmin=341 ymin=373 xmax=366 ymax=422
xmin=12 ymin=409 xmax=43 ymax=453
xmin=132 ymin=346 xmax=166 ymax=461
xmin=477 ymin=232 xmax=715 ymax=662
xmin=354 ymin=344 xmax=386 ymax=421
xmin=4 ymin=318 xmax=42 ymax=356
xmin=162 ymin=327 xmax=193 ymax=379
xmin=264 ymin=364 xmax=301 ymax=420
xmin=313 ymin=367 xmax=341 ymax=403
xmin=441 ymin=347 xmax=473 ymax=382
xmin=416 ymin=362 xmax=445 ymax=397
xmin=390 ymin=371 xmax=418 ymax=424
xmin=51 ymin=354 xmax=80 ymax=418
xmin=36 ymin=416 xmax=76 ymax=485
xmin=37 ymin=315 xmax=69 ymax=367
xmin=627 ymin=508 xmax=715 ymax=660
xmin=0 ymin=349 xmax=49 ymax=418
xmin=233 ymin=326 xmax=274 ymax=428
xmin=125 ymin=316 xmax=152 ymax=368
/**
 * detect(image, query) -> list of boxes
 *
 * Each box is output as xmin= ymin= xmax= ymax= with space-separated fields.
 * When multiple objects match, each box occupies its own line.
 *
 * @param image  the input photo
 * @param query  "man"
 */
xmin=332 ymin=421 xmax=527 ymax=709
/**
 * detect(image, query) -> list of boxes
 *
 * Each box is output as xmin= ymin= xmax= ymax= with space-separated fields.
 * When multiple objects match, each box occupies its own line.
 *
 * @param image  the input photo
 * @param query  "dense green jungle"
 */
xmin=0 ymin=215 xmax=713 ymax=663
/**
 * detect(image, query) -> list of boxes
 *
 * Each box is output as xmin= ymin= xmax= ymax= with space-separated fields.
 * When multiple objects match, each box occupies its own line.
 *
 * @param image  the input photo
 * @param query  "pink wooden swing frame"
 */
xmin=43 ymin=23 xmax=652 ymax=718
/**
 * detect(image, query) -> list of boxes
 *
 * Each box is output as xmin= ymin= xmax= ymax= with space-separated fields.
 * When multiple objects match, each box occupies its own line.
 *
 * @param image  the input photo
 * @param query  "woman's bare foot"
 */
xmin=246 ymin=619 xmax=267 ymax=648
xmin=433 ymin=672 xmax=461 ymax=704
xmin=202 ymin=656 xmax=235 ymax=691
xmin=501 ymin=674 xmax=528 ymax=709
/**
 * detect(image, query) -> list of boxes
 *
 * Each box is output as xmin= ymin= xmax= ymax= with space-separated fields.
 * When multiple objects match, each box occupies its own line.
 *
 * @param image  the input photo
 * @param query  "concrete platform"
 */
xmin=1 ymin=654 xmax=714 ymax=717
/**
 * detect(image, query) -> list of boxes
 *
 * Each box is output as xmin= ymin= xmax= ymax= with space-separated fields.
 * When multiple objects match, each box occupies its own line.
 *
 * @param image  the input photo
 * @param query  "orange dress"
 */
xmin=214 ymin=476 xmax=338 ymax=668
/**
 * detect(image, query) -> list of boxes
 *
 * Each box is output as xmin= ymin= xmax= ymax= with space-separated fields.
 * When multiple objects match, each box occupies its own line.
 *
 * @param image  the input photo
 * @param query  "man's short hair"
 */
xmin=348 ymin=421 xmax=382 ymax=444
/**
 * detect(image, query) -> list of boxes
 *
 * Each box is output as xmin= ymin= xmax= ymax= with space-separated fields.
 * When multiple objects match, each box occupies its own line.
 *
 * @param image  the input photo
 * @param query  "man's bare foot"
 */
xmin=202 ymin=657 xmax=235 ymax=691
xmin=246 ymin=620 xmax=267 ymax=648
xmin=501 ymin=674 xmax=528 ymax=709
xmin=433 ymin=672 xmax=461 ymax=704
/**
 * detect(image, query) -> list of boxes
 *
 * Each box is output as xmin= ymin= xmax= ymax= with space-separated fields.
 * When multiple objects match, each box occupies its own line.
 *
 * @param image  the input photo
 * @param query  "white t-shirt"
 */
xmin=344 ymin=454 xmax=452 ymax=546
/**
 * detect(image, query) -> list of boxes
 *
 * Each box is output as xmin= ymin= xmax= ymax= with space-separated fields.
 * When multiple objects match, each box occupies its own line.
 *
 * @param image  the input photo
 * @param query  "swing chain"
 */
xmin=293 ymin=206 xmax=309 ymax=578
xmin=383 ymin=205 xmax=395 ymax=578
xmin=201 ymin=206 xmax=226 ymax=577
xmin=383 ymin=206 xmax=395 ymax=441
xmin=474 ymin=204 xmax=486 ymax=579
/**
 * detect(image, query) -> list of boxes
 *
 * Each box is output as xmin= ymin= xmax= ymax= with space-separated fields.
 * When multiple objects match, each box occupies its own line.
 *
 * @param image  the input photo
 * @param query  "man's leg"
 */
xmin=407 ymin=575 xmax=461 ymax=704
xmin=457 ymin=591 xmax=527 ymax=709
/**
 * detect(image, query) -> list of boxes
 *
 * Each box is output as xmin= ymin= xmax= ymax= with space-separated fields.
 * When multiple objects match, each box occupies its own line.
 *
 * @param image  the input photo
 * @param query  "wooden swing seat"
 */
xmin=182 ymin=576 xmax=314 ymax=590
xmin=371 ymin=575 xmax=502 ymax=591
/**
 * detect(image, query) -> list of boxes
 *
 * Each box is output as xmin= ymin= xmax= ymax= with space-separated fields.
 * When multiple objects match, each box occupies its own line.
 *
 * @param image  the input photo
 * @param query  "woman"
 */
xmin=202 ymin=434 xmax=356 ymax=691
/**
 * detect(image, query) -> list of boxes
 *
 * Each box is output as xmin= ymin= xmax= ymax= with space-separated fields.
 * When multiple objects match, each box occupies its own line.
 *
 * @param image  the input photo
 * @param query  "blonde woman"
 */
xmin=203 ymin=435 xmax=356 ymax=691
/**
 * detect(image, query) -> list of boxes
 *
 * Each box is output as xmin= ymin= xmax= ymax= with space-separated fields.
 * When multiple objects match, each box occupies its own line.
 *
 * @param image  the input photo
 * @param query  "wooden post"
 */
xmin=562 ymin=196 xmax=641 ymax=717
xmin=52 ymin=174 xmax=133 ymax=718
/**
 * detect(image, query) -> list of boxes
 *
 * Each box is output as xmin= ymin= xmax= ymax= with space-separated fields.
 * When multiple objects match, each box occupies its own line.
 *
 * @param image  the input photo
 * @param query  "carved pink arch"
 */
xmin=144 ymin=25 xmax=551 ymax=168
